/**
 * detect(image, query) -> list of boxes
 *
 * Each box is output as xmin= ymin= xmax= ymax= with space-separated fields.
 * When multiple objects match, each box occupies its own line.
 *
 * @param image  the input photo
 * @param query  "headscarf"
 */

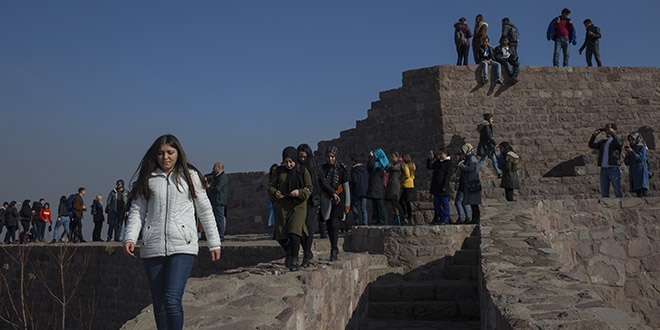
xmin=373 ymin=148 xmax=389 ymax=170
xmin=461 ymin=143 xmax=475 ymax=155
xmin=281 ymin=146 xmax=305 ymax=193
xmin=297 ymin=143 xmax=318 ymax=182
xmin=628 ymin=132 xmax=646 ymax=147
xmin=325 ymin=146 xmax=342 ymax=188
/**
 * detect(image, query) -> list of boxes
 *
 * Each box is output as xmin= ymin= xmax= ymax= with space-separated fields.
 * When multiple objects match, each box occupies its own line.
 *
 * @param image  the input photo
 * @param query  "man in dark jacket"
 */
xmin=578 ymin=19 xmax=602 ymax=67
xmin=428 ymin=149 xmax=455 ymax=224
xmin=589 ymin=123 xmax=623 ymax=197
xmin=207 ymin=162 xmax=229 ymax=241
xmin=477 ymin=36 xmax=502 ymax=84
xmin=501 ymin=17 xmax=519 ymax=54
xmin=106 ymin=179 xmax=130 ymax=242
xmin=349 ymin=155 xmax=369 ymax=226
xmin=494 ymin=36 xmax=520 ymax=83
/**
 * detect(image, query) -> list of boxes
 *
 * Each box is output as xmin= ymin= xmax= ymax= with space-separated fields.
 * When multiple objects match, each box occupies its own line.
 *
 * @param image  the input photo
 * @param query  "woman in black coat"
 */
xmin=4 ymin=201 xmax=19 ymax=244
xmin=458 ymin=144 xmax=482 ymax=224
xmin=19 ymin=200 xmax=32 ymax=243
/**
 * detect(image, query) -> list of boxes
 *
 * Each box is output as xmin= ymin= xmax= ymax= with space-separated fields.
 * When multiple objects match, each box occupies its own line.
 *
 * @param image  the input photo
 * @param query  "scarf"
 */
xmin=282 ymin=146 xmax=305 ymax=193
xmin=325 ymin=146 xmax=342 ymax=189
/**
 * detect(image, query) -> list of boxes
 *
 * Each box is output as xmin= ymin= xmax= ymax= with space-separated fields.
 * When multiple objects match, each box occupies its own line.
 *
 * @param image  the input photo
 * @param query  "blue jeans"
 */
xmin=34 ymin=220 xmax=45 ymax=240
xmin=107 ymin=211 xmax=124 ymax=241
xmin=479 ymin=60 xmax=501 ymax=81
xmin=454 ymin=191 xmax=471 ymax=221
xmin=478 ymin=154 xmax=501 ymax=176
xmin=456 ymin=44 xmax=470 ymax=66
xmin=53 ymin=216 xmax=70 ymax=241
xmin=433 ymin=195 xmax=450 ymax=222
xmin=553 ymin=36 xmax=570 ymax=67
xmin=351 ymin=196 xmax=368 ymax=225
xmin=600 ymin=167 xmax=623 ymax=198
xmin=213 ymin=205 xmax=226 ymax=240
xmin=143 ymin=254 xmax=195 ymax=330
xmin=501 ymin=60 xmax=520 ymax=79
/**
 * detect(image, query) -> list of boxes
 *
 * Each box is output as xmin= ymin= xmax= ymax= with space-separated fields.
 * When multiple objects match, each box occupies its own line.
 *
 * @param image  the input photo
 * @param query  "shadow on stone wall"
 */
xmin=543 ymin=155 xmax=586 ymax=177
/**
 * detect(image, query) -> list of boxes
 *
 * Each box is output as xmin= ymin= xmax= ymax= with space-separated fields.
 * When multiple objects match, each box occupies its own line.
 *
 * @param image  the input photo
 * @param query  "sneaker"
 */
xmin=496 ymin=79 xmax=503 ymax=85
xmin=483 ymin=77 xmax=489 ymax=84
xmin=511 ymin=77 xmax=519 ymax=84
xmin=498 ymin=174 xmax=503 ymax=179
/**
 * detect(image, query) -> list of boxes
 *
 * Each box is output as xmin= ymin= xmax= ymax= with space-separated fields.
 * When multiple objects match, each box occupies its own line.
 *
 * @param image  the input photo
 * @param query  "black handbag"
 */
xmin=466 ymin=179 xmax=482 ymax=193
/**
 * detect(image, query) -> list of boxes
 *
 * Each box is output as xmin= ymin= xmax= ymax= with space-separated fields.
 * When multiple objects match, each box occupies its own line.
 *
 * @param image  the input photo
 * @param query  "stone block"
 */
xmin=598 ymin=241 xmax=627 ymax=259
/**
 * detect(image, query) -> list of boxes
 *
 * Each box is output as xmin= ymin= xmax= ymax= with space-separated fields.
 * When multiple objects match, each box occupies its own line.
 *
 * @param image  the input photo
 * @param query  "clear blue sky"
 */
xmin=1 ymin=1 xmax=659 ymax=219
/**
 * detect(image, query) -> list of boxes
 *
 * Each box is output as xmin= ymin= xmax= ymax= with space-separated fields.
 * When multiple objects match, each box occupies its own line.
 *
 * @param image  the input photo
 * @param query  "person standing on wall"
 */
xmin=453 ymin=17 xmax=472 ymax=66
xmin=319 ymin=146 xmax=350 ymax=261
xmin=123 ymin=134 xmax=221 ymax=330
xmin=588 ymin=123 xmax=623 ymax=198
xmin=71 ymin=187 xmax=87 ymax=243
xmin=472 ymin=14 xmax=488 ymax=64
xmin=458 ymin=144 xmax=482 ymax=224
xmin=106 ymin=179 xmax=130 ymax=242
xmin=501 ymin=17 xmax=519 ymax=54
xmin=547 ymin=8 xmax=577 ymax=67
xmin=208 ymin=162 xmax=229 ymax=241
xmin=477 ymin=113 xmax=502 ymax=178
xmin=578 ymin=19 xmax=602 ymax=67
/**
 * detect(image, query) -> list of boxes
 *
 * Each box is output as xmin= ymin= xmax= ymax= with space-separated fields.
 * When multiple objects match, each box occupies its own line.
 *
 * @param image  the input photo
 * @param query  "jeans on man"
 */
xmin=501 ymin=60 xmax=520 ymax=79
xmin=213 ymin=205 xmax=226 ymax=240
xmin=351 ymin=196 xmax=368 ymax=225
xmin=479 ymin=60 xmax=502 ymax=82
xmin=143 ymin=254 xmax=194 ymax=330
xmin=553 ymin=36 xmax=570 ymax=66
xmin=454 ymin=191 xmax=471 ymax=221
xmin=478 ymin=153 xmax=502 ymax=176
xmin=600 ymin=167 xmax=623 ymax=198
xmin=107 ymin=211 xmax=124 ymax=241
xmin=433 ymin=195 xmax=450 ymax=222
xmin=586 ymin=46 xmax=602 ymax=67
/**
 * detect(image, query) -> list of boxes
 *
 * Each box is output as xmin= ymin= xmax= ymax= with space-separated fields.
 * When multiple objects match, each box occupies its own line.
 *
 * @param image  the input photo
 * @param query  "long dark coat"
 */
xmin=384 ymin=162 xmax=403 ymax=201
xmin=459 ymin=153 xmax=482 ymax=205
xmin=497 ymin=152 xmax=521 ymax=189
xmin=366 ymin=155 xmax=386 ymax=200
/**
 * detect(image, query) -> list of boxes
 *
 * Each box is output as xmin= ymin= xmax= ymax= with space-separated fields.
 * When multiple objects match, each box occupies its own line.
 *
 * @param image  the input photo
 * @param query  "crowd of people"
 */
xmin=453 ymin=8 xmax=603 ymax=84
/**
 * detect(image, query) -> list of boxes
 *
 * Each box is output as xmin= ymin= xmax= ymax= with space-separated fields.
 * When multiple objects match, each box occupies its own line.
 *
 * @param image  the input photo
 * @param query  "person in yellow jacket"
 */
xmin=399 ymin=153 xmax=416 ymax=223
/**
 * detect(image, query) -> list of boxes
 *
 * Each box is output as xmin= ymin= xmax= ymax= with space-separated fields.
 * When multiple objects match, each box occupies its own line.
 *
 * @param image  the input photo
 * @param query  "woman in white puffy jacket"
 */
xmin=123 ymin=134 xmax=221 ymax=330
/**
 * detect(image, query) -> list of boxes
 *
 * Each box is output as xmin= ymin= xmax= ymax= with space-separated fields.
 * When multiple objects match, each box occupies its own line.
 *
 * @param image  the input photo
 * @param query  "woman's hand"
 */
xmin=274 ymin=190 xmax=284 ymax=199
xmin=123 ymin=242 xmax=135 ymax=257
xmin=289 ymin=189 xmax=300 ymax=197
xmin=211 ymin=249 xmax=221 ymax=261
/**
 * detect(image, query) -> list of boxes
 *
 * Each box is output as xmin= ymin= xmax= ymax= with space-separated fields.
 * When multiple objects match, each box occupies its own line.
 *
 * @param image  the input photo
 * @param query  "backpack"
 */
xmin=66 ymin=194 xmax=76 ymax=217
xmin=454 ymin=28 xmax=467 ymax=46
xmin=507 ymin=24 xmax=520 ymax=43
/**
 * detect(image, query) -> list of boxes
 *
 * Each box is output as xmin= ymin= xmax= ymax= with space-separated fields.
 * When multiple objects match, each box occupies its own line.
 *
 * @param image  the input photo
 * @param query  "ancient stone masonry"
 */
xmin=225 ymin=66 xmax=659 ymax=233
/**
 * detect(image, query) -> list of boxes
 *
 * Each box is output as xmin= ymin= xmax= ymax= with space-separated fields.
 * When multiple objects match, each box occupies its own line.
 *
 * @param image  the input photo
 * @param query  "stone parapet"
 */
xmin=480 ymin=201 xmax=653 ymax=329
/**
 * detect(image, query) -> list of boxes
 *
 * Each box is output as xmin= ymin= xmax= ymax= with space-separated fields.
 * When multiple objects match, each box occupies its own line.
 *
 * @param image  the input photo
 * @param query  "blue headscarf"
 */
xmin=373 ymin=148 xmax=389 ymax=170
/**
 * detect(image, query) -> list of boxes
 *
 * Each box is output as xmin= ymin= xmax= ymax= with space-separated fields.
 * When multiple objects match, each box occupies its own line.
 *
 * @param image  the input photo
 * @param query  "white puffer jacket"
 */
xmin=124 ymin=168 xmax=221 ymax=258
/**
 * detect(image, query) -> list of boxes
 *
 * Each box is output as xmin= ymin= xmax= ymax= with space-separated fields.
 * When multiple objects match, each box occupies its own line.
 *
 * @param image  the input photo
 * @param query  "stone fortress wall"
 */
xmin=224 ymin=65 xmax=660 ymax=235
xmin=3 ymin=65 xmax=660 ymax=329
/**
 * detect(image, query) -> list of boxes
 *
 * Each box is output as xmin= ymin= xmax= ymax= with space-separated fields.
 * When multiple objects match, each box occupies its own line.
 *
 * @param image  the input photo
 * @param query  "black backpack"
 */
xmin=507 ymin=24 xmax=520 ymax=43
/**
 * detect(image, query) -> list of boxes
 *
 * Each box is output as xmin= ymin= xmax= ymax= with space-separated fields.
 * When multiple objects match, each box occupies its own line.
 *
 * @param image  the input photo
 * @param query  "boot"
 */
xmin=301 ymin=251 xmax=313 ymax=268
xmin=330 ymin=248 xmax=339 ymax=261
xmin=393 ymin=215 xmax=400 ymax=226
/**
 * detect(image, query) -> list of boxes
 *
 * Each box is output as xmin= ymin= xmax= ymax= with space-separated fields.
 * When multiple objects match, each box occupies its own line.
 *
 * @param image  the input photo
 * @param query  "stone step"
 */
xmin=367 ymin=300 xmax=480 ymax=321
xmin=369 ymin=265 xmax=406 ymax=282
xmin=369 ymin=280 xmax=478 ymax=302
xmin=359 ymin=318 xmax=481 ymax=330
xmin=445 ymin=264 xmax=479 ymax=281
xmin=369 ymin=253 xmax=389 ymax=267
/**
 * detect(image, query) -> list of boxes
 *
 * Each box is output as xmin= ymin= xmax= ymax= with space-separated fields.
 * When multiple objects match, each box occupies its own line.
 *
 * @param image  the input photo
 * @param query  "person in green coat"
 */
xmin=268 ymin=146 xmax=313 ymax=271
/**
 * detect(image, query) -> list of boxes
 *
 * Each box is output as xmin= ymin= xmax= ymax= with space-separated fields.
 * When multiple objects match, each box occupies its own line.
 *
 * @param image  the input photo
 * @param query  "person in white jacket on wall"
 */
xmin=123 ymin=134 xmax=221 ymax=330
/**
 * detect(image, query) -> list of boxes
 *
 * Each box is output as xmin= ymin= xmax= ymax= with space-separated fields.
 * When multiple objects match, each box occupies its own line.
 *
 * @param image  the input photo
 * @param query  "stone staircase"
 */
xmin=359 ymin=230 xmax=481 ymax=329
